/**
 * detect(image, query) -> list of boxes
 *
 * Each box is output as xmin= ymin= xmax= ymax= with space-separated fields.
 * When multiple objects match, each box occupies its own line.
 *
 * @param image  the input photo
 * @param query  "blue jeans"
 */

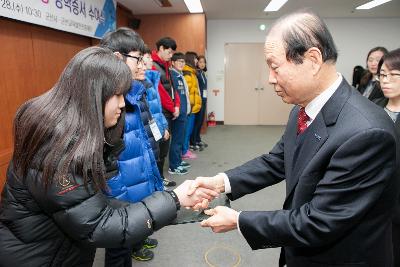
xmin=191 ymin=99 xmax=207 ymax=145
xmin=169 ymin=113 xmax=187 ymax=170
xmin=182 ymin=114 xmax=195 ymax=155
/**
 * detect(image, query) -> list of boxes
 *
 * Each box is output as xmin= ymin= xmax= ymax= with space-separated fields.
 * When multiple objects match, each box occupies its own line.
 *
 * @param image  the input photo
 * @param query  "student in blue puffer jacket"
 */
xmin=100 ymin=28 xmax=163 ymax=264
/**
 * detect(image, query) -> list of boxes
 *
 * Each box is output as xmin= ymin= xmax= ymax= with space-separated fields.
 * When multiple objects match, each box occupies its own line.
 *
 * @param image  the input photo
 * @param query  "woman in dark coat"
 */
xmin=358 ymin=46 xmax=388 ymax=101
xmin=373 ymin=48 xmax=400 ymax=267
xmin=0 ymin=47 xmax=216 ymax=267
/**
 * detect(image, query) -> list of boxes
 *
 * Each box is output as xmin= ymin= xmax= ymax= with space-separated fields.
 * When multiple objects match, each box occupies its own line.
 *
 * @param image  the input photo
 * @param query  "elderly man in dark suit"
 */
xmin=191 ymin=9 xmax=400 ymax=267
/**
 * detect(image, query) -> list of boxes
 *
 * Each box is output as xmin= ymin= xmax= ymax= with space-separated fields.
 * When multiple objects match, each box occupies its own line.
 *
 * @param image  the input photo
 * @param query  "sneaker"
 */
xmin=180 ymin=161 xmax=191 ymax=169
xmin=189 ymin=145 xmax=199 ymax=151
xmin=143 ymin=238 xmax=158 ymax=249
xmin=197 ymin=141 xmax=208 ymax=148
xmin=162 ymin=178 xmax=176 ymax=187
xmin=168 ymin=166 xmax=189 ymax=175
xmin=132 ymin=247 xmax=154 ymax=261
xmin=182 ymin=150 xmax=197 ymax=159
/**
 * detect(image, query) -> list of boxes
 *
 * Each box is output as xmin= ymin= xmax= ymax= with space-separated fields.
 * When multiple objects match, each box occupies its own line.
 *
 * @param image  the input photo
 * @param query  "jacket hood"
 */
xmin=183 ymin=64 xmax=196 ymax=74
xmin=145 ymin=69 xmax=161 ymax=87
xmin=151 ymin=50 xmax=170 ymax=68
xmin=170 ymin=68 xmax=183 ymax=77
xmin=125 ymin=80 xmax=145 ymax=105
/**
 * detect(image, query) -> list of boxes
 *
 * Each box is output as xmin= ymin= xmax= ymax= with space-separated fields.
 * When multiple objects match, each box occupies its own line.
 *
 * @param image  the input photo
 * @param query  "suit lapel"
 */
xmin=285 ymin=79 xmax=352 ymax=201
xmin=284 ymin=106 xmax=299 ymax=184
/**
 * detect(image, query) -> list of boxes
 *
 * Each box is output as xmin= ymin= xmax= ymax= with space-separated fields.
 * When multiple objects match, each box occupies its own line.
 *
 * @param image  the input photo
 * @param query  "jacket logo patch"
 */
xmin=57 ymin=175 xmax=80 ymax=195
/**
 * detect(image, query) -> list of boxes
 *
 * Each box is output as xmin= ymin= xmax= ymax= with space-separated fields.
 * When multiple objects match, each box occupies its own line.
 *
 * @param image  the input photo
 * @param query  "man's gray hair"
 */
xmin=268 ymin=9 xmax=338 ymax=64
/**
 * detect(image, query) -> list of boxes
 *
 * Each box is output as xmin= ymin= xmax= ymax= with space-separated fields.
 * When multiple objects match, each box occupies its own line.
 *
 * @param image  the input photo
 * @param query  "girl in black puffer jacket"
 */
xmin=0 ymin=47 xmax=215 ymax=267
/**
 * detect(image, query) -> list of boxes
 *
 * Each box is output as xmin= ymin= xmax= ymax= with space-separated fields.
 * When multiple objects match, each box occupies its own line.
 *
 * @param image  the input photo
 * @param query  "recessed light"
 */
xmin=184 ymin=0 xmax=203 ymax=13
xmin=356 ymin=0 xmax=392 ymax=10
xmin=264 ymin=0 xmax=289 ymax=12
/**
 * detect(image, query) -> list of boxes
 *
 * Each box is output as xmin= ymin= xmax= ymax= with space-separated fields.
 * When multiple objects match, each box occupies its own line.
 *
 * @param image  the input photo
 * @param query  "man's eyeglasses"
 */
xmin=122 ymin=53 xmax=143 ymax=65
xmin=378 ymin=72 xmax=400 ymax=81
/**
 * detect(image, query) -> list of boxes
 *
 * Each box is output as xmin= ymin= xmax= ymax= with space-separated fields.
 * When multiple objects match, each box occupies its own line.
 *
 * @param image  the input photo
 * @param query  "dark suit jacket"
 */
xmin=357 ymin=80 xmax=385 ymax=101
xmin=374 ymin=97 xmax=400 ymax=224
xmin=226 ymin=80 xmax=400 ymax=267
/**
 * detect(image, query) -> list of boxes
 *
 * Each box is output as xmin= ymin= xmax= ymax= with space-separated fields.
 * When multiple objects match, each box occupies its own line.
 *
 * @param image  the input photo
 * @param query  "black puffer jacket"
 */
xmin=0 ymin=145 xmax=178 ymax=266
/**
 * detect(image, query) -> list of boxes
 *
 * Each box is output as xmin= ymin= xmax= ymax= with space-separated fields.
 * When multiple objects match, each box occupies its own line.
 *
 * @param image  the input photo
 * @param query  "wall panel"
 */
xmin=0 ymin=18 xmax=92 ymax=192
xmin=135 ymin=14 xmax=206 ymax=55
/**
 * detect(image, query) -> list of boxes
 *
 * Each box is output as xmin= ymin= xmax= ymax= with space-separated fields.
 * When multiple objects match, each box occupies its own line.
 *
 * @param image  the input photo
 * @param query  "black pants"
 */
xmin=157 ymin=116 xmax=171 ymax=178
xmin=104 ymin=246 xmax=132 ymax=267
xmin=104 ymin=242 xmax=143 ymax=267
xmin=191 ymin=100 xmax=207 ymax=145
xmin=394 ymin=223 xmax=400 ymax=267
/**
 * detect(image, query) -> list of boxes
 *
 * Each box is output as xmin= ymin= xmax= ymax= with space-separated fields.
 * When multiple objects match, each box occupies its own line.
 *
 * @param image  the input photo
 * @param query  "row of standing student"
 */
xmin=353 ymin=46 xmax=400 ymax=266
xmin=0 ymin=37 xmax=217 ymax=266
xmin=99 ymin=29 xmax=210 ymax=264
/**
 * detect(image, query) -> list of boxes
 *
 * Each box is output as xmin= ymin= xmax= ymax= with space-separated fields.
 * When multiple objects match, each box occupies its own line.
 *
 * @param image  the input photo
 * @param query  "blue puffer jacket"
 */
xmin=106 ymin=80 xmax=164 ymax=203
xmin=145 ymin=70 xmax=168 ymax=135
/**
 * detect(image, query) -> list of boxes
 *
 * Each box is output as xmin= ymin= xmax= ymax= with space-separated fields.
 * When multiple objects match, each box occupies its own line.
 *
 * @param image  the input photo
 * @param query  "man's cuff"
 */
xmin=218 ymin=172 xmax=231 ymax=193
xmin=237 ymin=211 xmax=244 ymax=237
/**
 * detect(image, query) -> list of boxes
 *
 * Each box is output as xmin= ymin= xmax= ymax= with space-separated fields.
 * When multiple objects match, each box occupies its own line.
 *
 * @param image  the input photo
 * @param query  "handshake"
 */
xmin=172 ymin=175 xmax=240 ymax=233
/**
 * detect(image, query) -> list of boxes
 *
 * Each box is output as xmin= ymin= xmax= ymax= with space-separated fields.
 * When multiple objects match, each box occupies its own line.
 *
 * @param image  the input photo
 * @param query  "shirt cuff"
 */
xmin=219 ymin=172 xmax=231 ymax=193
xmin=237 ymin=211 xmax=244 ymax=237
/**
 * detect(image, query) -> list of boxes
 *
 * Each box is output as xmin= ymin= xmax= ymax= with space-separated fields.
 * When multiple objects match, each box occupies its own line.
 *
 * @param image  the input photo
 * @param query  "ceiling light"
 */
xmin=356 ymin=0 xmax=392 ymax=10
xmin=259 ymin=24 xmax=266 ymax=31
xmin=184 ymin=0 xmax=203 ymax=13
xmin=264 ymin=0 xmax=288 ymax=12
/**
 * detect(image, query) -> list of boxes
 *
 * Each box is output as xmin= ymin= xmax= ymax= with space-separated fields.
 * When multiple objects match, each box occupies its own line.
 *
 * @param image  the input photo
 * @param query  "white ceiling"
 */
xmin=117 ymin=0 xmax=400 ymax=19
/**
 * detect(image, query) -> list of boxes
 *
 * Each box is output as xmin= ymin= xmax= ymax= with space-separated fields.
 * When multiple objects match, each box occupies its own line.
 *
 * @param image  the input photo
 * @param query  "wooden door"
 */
xmin=224 ymin=43 xmax=292 ymax=125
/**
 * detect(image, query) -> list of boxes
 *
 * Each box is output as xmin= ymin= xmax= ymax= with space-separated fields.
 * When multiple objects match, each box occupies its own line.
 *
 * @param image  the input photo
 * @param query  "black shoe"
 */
xmin=198 ymin=141 xmax=208 ymax=148
xmin=143 ymin=238 xmax=158 ymax=249
xmin=132 ymin=247 xmax=154 ymax=261
xmin=168 ymin=166 xmax=189 ymax=175
xmin=179 ymin=161 xmax=191 ymax=169
xmin=163 ymin=178 xmax=176 ymax=187
xmin=189 ymin=145 xmax=198 ymax=151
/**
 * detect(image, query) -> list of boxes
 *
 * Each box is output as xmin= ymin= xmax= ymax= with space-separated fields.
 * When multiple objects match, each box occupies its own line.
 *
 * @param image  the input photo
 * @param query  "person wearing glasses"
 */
xmin=151 ymin=37 xmax=180 ymax=187
xmin=373 ymin=48 xmax=400 ymax=267
xmin=357 ymin=46 xmax=388 ymax=101
xmin=99 ymin=28 xmax=168 ymax=264
xmin=0 ymin=46 xmax=216 ymax=267
xmin=169 ymin=52 xmax=192 ymax=175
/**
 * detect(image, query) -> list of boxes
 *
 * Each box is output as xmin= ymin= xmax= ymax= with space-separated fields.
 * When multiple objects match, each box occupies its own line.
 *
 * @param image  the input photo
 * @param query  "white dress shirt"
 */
xmin=221 ymin=73 xmax=343 ymax=236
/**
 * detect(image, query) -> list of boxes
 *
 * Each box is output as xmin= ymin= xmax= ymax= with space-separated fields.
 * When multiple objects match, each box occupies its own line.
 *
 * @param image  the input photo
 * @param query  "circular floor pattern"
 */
xmin=204 ymin=246 xmax=241 ymax=267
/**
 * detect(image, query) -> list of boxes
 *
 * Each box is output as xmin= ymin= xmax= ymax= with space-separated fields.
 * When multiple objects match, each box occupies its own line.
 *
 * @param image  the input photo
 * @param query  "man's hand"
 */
xmin=200 ymin=206 xmax=239 ymax=233
xmin=163 ymin=130 xmax=170 ymax=140
xmin=173 ymin=180 xmax=219 ymax=209
xmin=188 ymin=175 xmax=226 ymax=196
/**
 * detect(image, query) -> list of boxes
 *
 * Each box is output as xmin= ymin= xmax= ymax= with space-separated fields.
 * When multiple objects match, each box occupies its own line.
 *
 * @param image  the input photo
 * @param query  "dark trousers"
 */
xmin=157 ymin=117 xmax=171 ymax=178
xmin=169 ymin=114 xmax=187 ymax=170
xmin=191 ymin=99 xmax=207 ymax=145
xmin=104 ymin=246 xmax=132 ymax=267
xmin=394 ymin=223 xmax=400 ymax=267
xmin=104 ymin=242 xmax=143 ymax=267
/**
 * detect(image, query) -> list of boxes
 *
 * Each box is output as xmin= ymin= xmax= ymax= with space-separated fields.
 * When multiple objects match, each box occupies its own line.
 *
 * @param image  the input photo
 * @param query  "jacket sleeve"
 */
xmin=237 ymin=128 xmax=397 ymax=250
xmin=157 ymin=82 xmax=175 ymax=113
xmin=27 ymin=173 xmax=177 ymax=248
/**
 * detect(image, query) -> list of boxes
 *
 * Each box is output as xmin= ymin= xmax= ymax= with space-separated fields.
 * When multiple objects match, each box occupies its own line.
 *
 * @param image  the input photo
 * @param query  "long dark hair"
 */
xmin=359 ymin=46 xmax=388 ymax=89
xmin=185 ymin=51 xmax=198 ymax=68
xmin=380 ymin=48 xmax=400 ymax=72
xmin=197 ymin=55 xmax=207 ymax=72
xmin=12 ymin=46 xmax=132 ymax=190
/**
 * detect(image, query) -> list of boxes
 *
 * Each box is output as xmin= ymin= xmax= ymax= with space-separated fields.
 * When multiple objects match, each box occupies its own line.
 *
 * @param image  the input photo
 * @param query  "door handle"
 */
xmin=259 ymin=87 xmax=264 ymax=90
xmin=254 ymin=88 xmax=259 ymax=91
